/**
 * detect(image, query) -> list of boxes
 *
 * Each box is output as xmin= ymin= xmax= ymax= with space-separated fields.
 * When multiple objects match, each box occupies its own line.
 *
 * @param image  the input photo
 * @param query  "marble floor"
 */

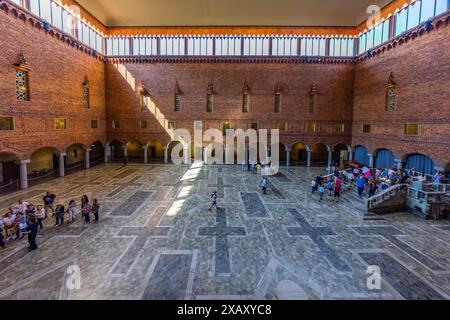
xmin=0 ymin=163 xmax=449 ymax=300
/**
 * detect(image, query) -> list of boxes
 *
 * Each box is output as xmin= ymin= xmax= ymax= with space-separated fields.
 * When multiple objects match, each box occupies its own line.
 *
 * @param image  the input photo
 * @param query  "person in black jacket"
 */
xmin=24 ymin=216 xmax=38 ymax=252
xmin=54 ymin=204 xmax=65 ymax=226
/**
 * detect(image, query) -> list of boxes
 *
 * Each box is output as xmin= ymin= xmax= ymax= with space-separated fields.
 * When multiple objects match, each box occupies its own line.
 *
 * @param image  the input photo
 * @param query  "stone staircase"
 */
xmin=365 ymin=184 xmax=409 ymax=215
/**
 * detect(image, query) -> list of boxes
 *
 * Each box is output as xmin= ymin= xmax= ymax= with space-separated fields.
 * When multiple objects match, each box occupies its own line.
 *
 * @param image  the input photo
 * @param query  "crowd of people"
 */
xmin=313 ymin=161 xmax=447 ymax=202
xmin=0 ymin=192 xmax=100 ymax=251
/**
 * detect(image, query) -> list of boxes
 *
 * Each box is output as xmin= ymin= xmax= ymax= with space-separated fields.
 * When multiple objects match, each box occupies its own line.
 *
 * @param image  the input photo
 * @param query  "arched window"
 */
xmin=206 ymin=82 xmax=215 ymax=112
xmin=309 ymin=85 xmax=318 ymax=113
xmin=174 ymin=82 xmax=182 ymax=112
xmin=242 ymin=81 xmax=250 ymax=113
xmin=139 ymin=85 xmax=150 ymax=111
xmin=274 ymin=83 xmax=282 ymax=113
xmin=82 ymin=77 xmax=90 ymax=108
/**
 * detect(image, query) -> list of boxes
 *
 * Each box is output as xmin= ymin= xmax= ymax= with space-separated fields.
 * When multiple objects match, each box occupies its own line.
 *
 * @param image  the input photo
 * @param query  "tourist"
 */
xmin=260 ymin=177 xmax=268 ymax=195
xmin=0 ymin=224 xmax=4 ymax=248
xmin=2 ymin=211 xmax=14 ymax=241
xmin=43 ymin=191 xmax=56 ymax=217
xmin=327 ymin=179 xmax=333 ymax=196
xmin=17 ymin=199 xmax=29 ymax=214
xmin=318 ymin=184 xmax=325 ymax=202
xmin=418 ymin=172 xmax=426 ymax=183
xmin=36 ymin=205 xmax=45 ymax=230
xmin=333 ymin=178 xmax=342 ymax=202
xmin=356 ymin=175 xmax=365 ymax=197
xmin=82 ymin=199 xmax=91 ymax=224
xmin=311 ymin=179 xmax=317 ymax=194
xmin=92 ymin=199 xmax=100 ymax=223
xmin=55 ymin=204 xmax=65 ymax=226
xmin=209 ymin=191 xmax=219 ymax=211
xmin=368 ymin=181 xmax=378 ymax=198
xmin=67 ymin=200 xmax=77 ymax=223
xmin=24 ymin=216 xmax=38 ymax=252
xmin=433 ymin=171 xmax=442 ymax=190
xmin=16 ymin=212 xmax=27 ymax=240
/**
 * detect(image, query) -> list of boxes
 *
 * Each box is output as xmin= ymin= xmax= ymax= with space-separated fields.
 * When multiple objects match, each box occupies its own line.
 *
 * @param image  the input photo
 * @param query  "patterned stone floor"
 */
xmin=0 ymin=163 xmax=449 ymax=300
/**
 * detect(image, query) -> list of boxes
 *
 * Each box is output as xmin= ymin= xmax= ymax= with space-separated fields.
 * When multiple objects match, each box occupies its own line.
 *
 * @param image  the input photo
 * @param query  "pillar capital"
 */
xmin=85 ymin=149 xmax=91 ymax=153
xmin=20 ymin=159 xmax=31 ymax=165
xmin=59 ymin=152 xmax=67 ymax=157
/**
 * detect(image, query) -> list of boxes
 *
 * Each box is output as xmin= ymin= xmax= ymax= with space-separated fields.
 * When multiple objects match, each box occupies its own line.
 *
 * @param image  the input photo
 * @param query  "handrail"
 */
xmin=365 ymin=184 xmax=409 ymax=212
xmin=0 ymin=179 xmax=19 ymax=190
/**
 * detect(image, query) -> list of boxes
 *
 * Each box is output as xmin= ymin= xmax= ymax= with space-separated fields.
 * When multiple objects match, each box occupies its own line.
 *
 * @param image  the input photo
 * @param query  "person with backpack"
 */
xmin=209 ymin=191 xmax=219 ymax=211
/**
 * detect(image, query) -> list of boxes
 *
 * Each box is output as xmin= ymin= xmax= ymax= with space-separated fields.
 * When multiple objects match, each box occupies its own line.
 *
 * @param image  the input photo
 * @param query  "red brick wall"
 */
xmin=352 ymin=25 xmax=450 ymax=168
xmin=105 ymin=62 xmax=355 ymax=150
xmin=0 ymin=9 xmax=106 ymax=159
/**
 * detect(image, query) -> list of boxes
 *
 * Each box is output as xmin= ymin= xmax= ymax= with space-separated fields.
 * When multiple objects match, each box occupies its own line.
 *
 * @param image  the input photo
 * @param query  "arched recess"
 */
xmin=29 ymin=147 xmax=60 ymax=177
xmin=147 ymin=140 xmax=164 ymax=161
xmin=404 ymin=153 xmax=435 ymax=175
xmin=0 ymin=152 xmax=20 ymax=187
xmin=127 ymin=139 xmax=144 ymax=162
xmin=333 ymin=143 xmax=350 ymax=167
xmin=353 ymin=145 xmax=369 ymax=166
xmin=108 ymin=140 xmax=124 ymax=161
xmin=374 ymin=148 xmax=396 ymax=169
xmin=290 ymin=142 xmax=308 ymax=166
xmin=66 ymin=143 xmax=86 ymax=167
xmin=167 ymin=140 xmax=184 ymax=164
xmin=90 ymin=141 xmax=105 ymax=165
xmin=311 ymin=143 xmax=328 ymax=165
xmin=272 ymin=142 xmax=286 ymax=163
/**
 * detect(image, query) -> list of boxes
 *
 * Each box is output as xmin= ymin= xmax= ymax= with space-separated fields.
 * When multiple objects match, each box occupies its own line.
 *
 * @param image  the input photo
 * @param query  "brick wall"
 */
xmin=352 ymin=24 xmax=450 ymax=168
xmin=105 ymin=61 xmax=355 ymax=150
xmin=0 ymin=9 xmax=106 ymax=159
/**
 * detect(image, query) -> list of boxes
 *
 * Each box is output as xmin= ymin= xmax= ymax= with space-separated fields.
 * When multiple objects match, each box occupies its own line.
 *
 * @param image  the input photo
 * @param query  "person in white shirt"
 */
xmin=17 ymin=199 xmax=29 ymax=214
xmin=36 ymin=205 xmax=46 ymax=230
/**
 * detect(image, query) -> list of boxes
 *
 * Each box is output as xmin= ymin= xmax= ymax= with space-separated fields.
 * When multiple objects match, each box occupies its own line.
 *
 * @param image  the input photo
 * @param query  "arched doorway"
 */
xmin=108 ymin=140 xmax=124 ymax=162
xmin=0 ymin=152 xmax=20 ymax=193
xmin=148 ymin=140 xmax=164 ymax=162
xmin=374 ymin=148 xmax=395 ymax=169
xmin=333 ymin=143 xmax=350 ymax=168
xmin=290 ymin=142 xmax=307 ymax=166
xmin=404 ymin=154 xmax=435 ymax=175
xmin=66 ymin=143 xmax=86 ymax=174
xmin=354 ymin=145 xmax=369 ymax=166
xmin=90 ymin=141 xmax=105 ymax=166
xmin=167 ymin=141 xmax=184 ymax=164
xmin=311 ymin=143 xmax=328 ymax=166
xmin=127 ymin=139 xmax=144 ymax=162
xmin=29 ymin=147 xmax=60 ymax=181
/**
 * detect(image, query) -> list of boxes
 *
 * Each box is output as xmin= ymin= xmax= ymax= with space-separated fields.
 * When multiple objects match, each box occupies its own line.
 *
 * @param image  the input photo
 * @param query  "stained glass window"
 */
xmin=242 ymin=93 xmax=249 ymax=113
xmin=386 ymin=73 xmax=398 ymax=112
xmin=16 ymin=69 xmax=29 ymax=101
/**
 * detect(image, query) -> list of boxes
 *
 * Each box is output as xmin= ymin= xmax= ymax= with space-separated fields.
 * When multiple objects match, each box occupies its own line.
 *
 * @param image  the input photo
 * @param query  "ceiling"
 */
xmin=75 ymin=0 xmax=393 ymax=27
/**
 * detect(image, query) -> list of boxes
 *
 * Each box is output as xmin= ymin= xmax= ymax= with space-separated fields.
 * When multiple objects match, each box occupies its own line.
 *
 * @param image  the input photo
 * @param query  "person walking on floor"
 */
xmin=67 ymin=200 xmax=77 ymax=223
xmin=24 ymin=216 xmax=38 ymax=252
xmin=209 ymin=191 xmax=219 ymax=211
xmin=356 ymin=175 xmax=365 ymax=197
xmin=55 ymin=204 xmax=65 ymax=226
xmin=319 ymin=184 xmax=325 ymax=202
xmin=92 ymin=199 xmax=100 ymax=223
xmin=82 ymin=200 xmax=91 ymax=224
xmin=43 ymin=191 xmax=56 ymax=218
xmin=260 ymin=177 xmax=268 ymax=195
xmin=36 ymin=205 xmax=45 ymax=231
